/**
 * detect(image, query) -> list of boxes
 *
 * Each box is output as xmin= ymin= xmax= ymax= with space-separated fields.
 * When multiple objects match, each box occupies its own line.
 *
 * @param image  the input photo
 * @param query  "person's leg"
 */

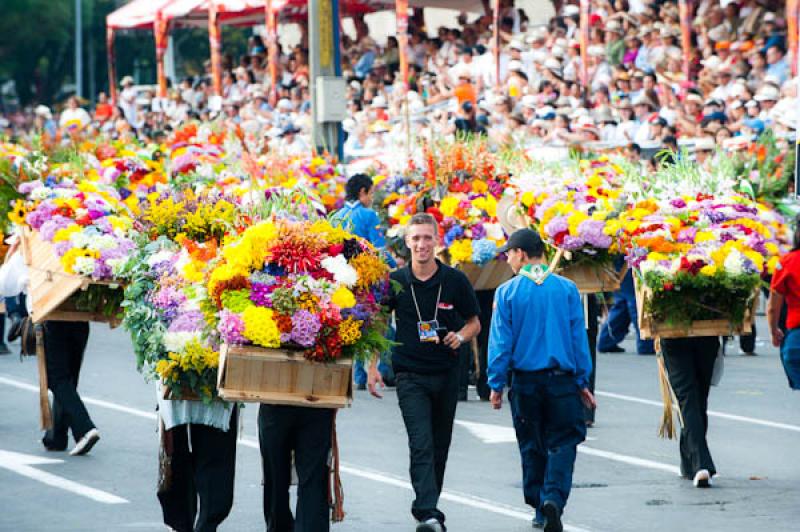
xmin=431 ymin=367 xmax=459 ymax=500
xmin=585 ymin=295 xmax=598 ymax=424
xmin=739 ymin=322 xmax=756 ymax=354
xmin=597 ymin=292 xmax=631 ymax=351
xmin=259 ymin=405 xmax=295 ymax=532
xmin=396 ymin=372 xmax=442 ymax=523
xmin=353 ymin=359 xmax=367 ymax=387
xmin=540 ymin=374 xmax=587 ymax=512
xmin=157 ymin=424 xmax=197 ymax=532
xmin=661 ymin=338 xmax=715 ymax=478
xmin=625 ymin=294 xmax=654 ymax=354
xmin=192 ymin=408 xmax=238 ymax=532
xmin=780 ymin=329 xmax=800 ymax=389
xmin=509 ymin=375 xmax=547 ymax=511
xmin=475 ymin=290 xmax=495 ymax=401
xmin=44 ymin=322 xmax=95 ymax=443
xmin=293 ymin=408 xmax=335 ymax=532
xmin=691 ymin=337 xmax=719 ymax=476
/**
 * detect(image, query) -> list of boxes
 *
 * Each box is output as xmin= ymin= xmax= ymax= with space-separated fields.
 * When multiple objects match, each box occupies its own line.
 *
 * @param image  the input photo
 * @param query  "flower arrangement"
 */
xmin=624 ymin=194 xmax=773 ymax=327
xmin=17 ymin=179 xmax=135 ymax=280
xmin=207 ymin=218 xmax=392 ymax=362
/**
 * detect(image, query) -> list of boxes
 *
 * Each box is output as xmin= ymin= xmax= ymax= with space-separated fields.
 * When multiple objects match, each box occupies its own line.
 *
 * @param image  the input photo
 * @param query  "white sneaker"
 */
xmin=693 ymin=469 xmax=712 ymax=488
xmin=416 ymin=518 xmax=444 ymax=532
xmin=70 ymin=428 xmax=100 ymax=456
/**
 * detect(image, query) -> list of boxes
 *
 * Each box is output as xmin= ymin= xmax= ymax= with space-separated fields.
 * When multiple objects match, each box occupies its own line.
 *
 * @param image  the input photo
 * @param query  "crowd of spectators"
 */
xmin=1 ymin=0 xmax=797 ymax=168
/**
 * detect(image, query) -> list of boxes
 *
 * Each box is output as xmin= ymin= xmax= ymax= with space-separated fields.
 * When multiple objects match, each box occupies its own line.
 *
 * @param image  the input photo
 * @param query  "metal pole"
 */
xmin=75 ymin=0 xmax=83 ymax=98
xmin=309 ymin=0 xmax=342 ymax=158
xmin=87 ymin=0 xmax=95 ymax=103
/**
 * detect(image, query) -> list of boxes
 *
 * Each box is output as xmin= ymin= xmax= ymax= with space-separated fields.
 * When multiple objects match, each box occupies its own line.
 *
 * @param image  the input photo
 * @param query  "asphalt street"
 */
xmin=1 ymin=314 xmax=798 ymax=532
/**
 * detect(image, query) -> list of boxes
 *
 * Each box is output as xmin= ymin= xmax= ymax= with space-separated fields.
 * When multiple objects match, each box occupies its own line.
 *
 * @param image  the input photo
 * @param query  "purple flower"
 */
xmin=290 ymin=310 xmax=321 ymax=347
xmin=561 ymin=235 xmax=585 ymax=250
xmin=168 ymin=310 xmax=205 ymax=333
xmin=18 ymin=181 xmax=40 ymax=195
xmin=670 ymin=198 xmax=687 ymax=209
xmin=471 ymin=223 xmax=487 ymax=239
xmin=218 ymin=310 xmax=246 ymax=344
xmin=39 ymin=215 xmax=73 ymax=242
xmin=676 ymin=227 xmax=698 ymax=244
xmin=54 ymin=241 xmax=72 ymax=256
xmin=25 ymin=203 xmax=57 ymax=229
xmin=250 ymin=282 xmax=273 ymax=307
xmin=544 ymin=216 xmax=568 ymax=238
xmin=578 ymin=220 xmax=612 ymax=248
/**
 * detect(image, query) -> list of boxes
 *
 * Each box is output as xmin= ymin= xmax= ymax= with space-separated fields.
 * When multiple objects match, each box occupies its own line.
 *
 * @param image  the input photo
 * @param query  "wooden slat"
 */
xmin=217 ymin=344 xmax=354 ymax=408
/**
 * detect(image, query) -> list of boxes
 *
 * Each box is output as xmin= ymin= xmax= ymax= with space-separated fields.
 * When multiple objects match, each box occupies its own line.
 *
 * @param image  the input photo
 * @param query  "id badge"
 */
xmin=417 ymin=320 xmax=440 ymax=342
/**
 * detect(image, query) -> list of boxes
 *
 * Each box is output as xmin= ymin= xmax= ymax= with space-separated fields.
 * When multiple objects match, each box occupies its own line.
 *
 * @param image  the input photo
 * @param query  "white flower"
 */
xmin=163 ymin=331 xmax=200 ymax=353
xmin=147 ymin=249 xmax=177 ymax=267
xmin=321 ymin=255 xmax=358 ymax=287
xmin=72 ymin=256 xmax=97 ymax=277
xmin=485 ymin=223 xmax=505 ymax=241
xmin=723 ymin=248 xmax=744 ymax=275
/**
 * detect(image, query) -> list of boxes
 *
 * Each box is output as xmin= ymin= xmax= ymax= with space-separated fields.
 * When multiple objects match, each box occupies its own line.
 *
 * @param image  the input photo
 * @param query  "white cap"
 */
xmin=551 ymin=46 xmax=566 ymax=59
xmin=371 ymin=95 xmax=388 ymax=108
xmin=544 ymin=58 xmax=562 ymax=71
xmin=34 ymin=105 xmax=52 ymax=118
xmin=755 ymin=86 xmax=779 ymax=101
xmin=745 ymin=99 xmax=759 ymax=108
xmin=729 ymin=100 xmax=743 ymax=110
xmin=694 ymin=137 xmax=716 ymax=151
xmin=701 ymin=56 xmax=721 ymax=70
xmin=277 ymin=98 xmax=293 ymax=111
xmin=563 ymin=5 xmax=580 ymax=16
xmin=588 ymin=45 xmax=605 ymax=58
xmin=508 ymin=40 xmax=524 ymax=51
xmin=521 ymin=94 xmax=538 ymax=108
xmin=508 ymin=60 xmax=525 ymax=72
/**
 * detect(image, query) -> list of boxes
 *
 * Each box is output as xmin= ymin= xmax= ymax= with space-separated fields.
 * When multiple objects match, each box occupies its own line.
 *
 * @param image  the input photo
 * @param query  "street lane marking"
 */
xmin=596 ymin=390 xmax=800 ymax=433
xmin=455 ymin=420 xmax=676 ymax=474
xmin=0 ymin=449 xmax=128 ymax=504
xmin=1 ymin=374 xmax=595 ymax=531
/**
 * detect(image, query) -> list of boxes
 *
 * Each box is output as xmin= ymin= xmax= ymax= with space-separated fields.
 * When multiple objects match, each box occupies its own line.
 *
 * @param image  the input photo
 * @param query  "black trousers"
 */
xmin=475 ymin=289 xmax=496 ymax=400
xmin=585 ymin=295 xmax=598 ymax=423
xmin=158 ymin=407 xmax=238 ymax=532
xmin=258 ymin=404 xmax=335 ymax=532
xmin=396 ymin=367 xmax=459 ymax=524
xmin=43 ymin=321 xmax=93 ymax=448
xmin=661 ymin=336 xmax=719 ymax=478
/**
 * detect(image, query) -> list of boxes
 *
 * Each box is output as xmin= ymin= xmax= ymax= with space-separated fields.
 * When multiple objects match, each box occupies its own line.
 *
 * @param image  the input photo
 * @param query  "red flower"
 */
xmin=328 ymin=243 xmax=344 ymax=256
xmin=426 ymin=206 xmax=443 ymax=223
xmin=663 ymin=282 xmax=674 ymax=291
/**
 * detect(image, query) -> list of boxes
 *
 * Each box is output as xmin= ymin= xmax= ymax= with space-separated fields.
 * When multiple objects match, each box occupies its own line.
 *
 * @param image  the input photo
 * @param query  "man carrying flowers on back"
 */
xmin=369 ymin=213 xmax=481 ymax=532
xmin=332 ymin=173 xmax=396 ymax=389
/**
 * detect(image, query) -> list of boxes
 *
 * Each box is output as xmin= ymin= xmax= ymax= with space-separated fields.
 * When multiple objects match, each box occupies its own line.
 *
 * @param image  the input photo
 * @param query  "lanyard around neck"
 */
xmin=410 ymin=282 xmax=442 ymax=323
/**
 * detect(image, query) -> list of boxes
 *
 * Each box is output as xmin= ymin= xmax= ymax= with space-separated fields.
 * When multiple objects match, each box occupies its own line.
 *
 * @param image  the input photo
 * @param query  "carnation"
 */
xmin=290 ymin=309 xmax=322 ymax=347
xmin=320 ymin=255 xmax=358 ymax=287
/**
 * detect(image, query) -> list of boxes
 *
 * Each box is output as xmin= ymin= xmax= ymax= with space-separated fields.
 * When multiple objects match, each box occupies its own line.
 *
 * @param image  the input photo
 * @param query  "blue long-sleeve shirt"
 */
xmin=331 ymin=201 xmax=396 ymax=267
xmin=487 ymin=272 xmax=592 ymax=391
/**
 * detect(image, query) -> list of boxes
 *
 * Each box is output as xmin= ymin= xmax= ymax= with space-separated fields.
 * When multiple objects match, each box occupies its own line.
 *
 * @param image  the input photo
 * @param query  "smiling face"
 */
xmin=405 ymin=221 xmax=438 ymax=266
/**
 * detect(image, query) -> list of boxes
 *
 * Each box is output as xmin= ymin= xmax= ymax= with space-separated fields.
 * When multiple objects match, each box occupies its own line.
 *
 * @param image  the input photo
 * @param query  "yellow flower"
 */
xmin=767 ymin=256 xmax=780 ymax=274
xmin=647 ymin=252 xmax=670 ymax=262
xmin=331 ymin=286 xmax=357 ymax=309
xmin=695 ymin=231 xmax=715 ymax=243
xmin=9 ymin=199 xmax=28 ymax=225
xmin=699 ymin=264 xmax=717 ymax=276
xmin=53 ymin=225 xmax=81 ymax=242
xmin=439 ymin=197 xmax=460 ymax=218
xmin=448 ymin=239 xmax=473 ymax=264
xmin=521 ymin=192 xmax=535 ymax=208
xmin=339 ymin=317 xmax=363 ymax=345
xmin=242 ymin=306 xmax=281 ymax=348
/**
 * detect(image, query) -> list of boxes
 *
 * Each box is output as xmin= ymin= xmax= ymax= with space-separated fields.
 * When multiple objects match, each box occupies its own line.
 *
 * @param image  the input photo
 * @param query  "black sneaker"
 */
xmin=7 ymin=315 xmax=22 ymax=342
xmin=42 ymin=437 xmax=67 ymax=452
xmin=598 ymin=345 xmax=625 ymax=353
xmin=532 ymin=516 xmax=544 ymax=529
xmin=541 ymin=501 xmax=563 ymax=532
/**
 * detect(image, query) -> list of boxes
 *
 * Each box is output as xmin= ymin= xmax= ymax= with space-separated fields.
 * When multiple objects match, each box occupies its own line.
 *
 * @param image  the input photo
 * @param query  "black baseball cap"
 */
xmin=498 ymin=228 xmax=544 ymax=256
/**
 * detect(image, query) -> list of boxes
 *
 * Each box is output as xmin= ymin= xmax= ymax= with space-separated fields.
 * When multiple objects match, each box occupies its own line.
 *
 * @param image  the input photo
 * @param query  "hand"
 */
xmin=490 ymin=389 xmax=503 ymax=410
xmin=771 ymin=327 xmax=785 ymax=348
xmin=367 ymin=364 xmax=385 ymax=399
xmin=443 ymin=332 xmax=463 ymax=350
xmin=580 ymin=388 xmax=597 ymax=410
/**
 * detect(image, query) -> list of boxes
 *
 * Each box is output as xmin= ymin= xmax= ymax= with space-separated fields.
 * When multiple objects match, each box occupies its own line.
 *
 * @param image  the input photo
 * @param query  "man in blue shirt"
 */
xmin=332 ymin=174 xmax=395 ymax=389
xmin=488 ymin=229 xmax=595 ymax=532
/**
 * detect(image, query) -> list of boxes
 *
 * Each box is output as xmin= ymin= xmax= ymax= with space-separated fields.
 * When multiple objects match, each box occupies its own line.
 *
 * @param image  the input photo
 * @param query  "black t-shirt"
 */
xmin=388 ymin=260 xmax=481 ymax=374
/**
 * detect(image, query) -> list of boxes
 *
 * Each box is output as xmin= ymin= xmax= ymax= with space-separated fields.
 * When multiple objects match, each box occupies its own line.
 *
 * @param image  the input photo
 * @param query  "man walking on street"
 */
xmin=487 ymin=229 xmax=595 ymax=532
xmin=369 ymin=213 xmax=481 ymax=532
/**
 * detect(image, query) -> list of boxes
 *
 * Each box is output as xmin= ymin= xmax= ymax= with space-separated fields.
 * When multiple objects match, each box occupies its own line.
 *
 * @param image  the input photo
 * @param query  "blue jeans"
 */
xmin=509 ymin=371 xmax=586 ymax=512
xmin=781 ymin=328 xmax=800 ymax=390
xmin=597 ymin=288 xmax=654 ymax=354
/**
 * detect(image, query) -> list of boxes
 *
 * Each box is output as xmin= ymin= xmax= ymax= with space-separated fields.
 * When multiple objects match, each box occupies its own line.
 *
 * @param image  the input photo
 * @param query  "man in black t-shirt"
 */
xmin=369 ymin=213 xmax=481 ymax=532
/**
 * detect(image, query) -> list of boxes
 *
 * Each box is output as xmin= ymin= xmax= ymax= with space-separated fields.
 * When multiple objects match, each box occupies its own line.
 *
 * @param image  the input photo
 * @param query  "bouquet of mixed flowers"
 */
xmin=207 ymin=218 xmax=392 ymax=362
xmin=15 ymin=178 xmax=135 ymax=280
xmin=624 ymin=194 xmax=774 ymax=327
xmin=122 ymin=237 xmax=221 ymax=402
